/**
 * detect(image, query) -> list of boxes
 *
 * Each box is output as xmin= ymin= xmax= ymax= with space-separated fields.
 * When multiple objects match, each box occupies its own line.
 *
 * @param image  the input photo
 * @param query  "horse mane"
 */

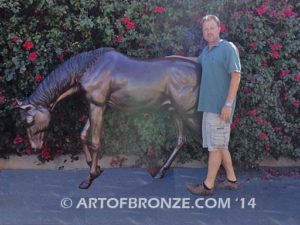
xmin=27 ymin=48 xmax=114 ymax=107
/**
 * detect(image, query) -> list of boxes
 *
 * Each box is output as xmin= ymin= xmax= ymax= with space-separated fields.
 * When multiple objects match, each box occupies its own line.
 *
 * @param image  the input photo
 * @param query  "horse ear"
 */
xmin=16 ymin=99 xmax=33 ymax=111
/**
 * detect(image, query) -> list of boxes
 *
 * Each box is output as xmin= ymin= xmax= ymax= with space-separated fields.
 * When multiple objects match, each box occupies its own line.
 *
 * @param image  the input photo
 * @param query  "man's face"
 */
xmin=202 ymin=19 xmax=221 ymax=45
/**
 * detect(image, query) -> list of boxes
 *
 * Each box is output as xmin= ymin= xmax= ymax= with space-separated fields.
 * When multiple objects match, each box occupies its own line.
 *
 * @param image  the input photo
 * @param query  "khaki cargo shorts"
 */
xmin=202 ymin=112 xmax=231 ymax=151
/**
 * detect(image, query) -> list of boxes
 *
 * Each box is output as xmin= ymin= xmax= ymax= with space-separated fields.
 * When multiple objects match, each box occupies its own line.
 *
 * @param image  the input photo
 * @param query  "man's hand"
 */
xmin=220 ymin=105 xmax=232 ymax=122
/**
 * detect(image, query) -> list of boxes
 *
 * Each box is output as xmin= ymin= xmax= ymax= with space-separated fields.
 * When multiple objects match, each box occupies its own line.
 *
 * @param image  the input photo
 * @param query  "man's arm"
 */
xmin=166 ymin=55 xmax=198 ymax=63
xmin=226 ymin=72 xmax=241 ymax=103
xmin=220 ymin=71 xmax=241 ymax=122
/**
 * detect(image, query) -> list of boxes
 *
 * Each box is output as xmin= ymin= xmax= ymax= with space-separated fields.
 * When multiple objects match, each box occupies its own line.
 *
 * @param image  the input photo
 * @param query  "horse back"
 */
xmin=81 ymin=50 xmax=201 ymax=111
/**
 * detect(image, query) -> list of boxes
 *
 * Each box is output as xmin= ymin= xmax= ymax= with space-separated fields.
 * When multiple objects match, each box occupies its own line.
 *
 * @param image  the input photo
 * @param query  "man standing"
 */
xmin=170 ymin=15 xmax=241 ymax=195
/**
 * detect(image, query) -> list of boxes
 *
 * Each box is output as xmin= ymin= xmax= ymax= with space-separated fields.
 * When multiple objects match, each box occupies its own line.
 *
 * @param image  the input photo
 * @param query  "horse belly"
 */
xmin=108 ymin=87 xmax=167 ymax=111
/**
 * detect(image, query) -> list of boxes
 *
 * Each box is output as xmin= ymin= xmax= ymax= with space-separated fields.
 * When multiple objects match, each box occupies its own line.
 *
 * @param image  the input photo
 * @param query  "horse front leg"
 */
xmin=154 ymin=115 xmax=186 ymax=179
xmin=80 ymin=119 xmax=92 ymax=167
xmin=78 ymin=104 xmax=105 ymax=189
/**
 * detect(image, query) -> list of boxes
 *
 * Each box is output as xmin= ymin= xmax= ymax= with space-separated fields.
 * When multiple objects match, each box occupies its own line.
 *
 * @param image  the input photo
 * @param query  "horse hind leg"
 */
xmin=154 ymin=114 xmax=186 ymax=179
xmin=184 ymin=112 xmax=202 ymax=140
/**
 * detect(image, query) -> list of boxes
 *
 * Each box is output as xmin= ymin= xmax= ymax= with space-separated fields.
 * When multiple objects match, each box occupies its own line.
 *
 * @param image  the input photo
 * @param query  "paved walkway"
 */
xmin=0 ymin=167 xmax=299 ymax=225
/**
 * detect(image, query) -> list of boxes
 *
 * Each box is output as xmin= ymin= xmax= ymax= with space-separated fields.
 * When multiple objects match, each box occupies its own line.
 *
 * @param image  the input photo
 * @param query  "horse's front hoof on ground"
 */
xmin=78 ymin=169 xmax=103 ymax=189
xmin=96 ymin=166 xmax=103 ymax=176
xmin=147 ymin=166 xmax=161 ymax=178
xmin=78 ymin=177 xmax=93 ymax=189
xmin=153 ymin=170 xmax=165 ymax=179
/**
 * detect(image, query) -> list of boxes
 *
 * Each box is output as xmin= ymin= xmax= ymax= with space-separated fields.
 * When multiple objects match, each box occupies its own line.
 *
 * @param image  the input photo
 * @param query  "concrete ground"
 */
xmin=0 ymin=166 xmax=300 ymax=225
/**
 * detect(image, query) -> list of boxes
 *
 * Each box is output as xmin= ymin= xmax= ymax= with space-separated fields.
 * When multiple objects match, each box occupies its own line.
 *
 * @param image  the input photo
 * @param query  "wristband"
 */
xmin=225 ymin=101 xmax=233 ymax=107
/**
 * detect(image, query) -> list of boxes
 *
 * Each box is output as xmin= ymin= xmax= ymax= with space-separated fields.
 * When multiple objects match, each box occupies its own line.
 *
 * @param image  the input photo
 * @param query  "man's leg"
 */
xmin=186 ymin=112 xmax=216 ymax=195
xmin=221 ymin=149 xmax=237 ymax=181
xmin=204 ymin=150 xmax=222 ymax=189
xmin=186 ymin=149 xmax=222 ymax=195
xmin=216 ymin=149 xmax=239 ymax=190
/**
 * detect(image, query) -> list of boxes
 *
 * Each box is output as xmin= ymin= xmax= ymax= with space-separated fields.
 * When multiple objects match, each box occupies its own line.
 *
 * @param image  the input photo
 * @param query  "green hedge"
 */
xmin=0 ymin=0 xmax=299 ymax=167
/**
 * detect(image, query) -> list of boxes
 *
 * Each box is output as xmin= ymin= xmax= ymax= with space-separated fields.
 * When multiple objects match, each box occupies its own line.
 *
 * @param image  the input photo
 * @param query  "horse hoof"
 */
xmin=78 ymin=179 xmax=92 ymax=189
xmin=154 ymin=170 xmax=165 ymax=179
xmin=92 ymin=167 xmax=103 ymax=178
xmin=96 ymin=166 xmax=103 ymax=175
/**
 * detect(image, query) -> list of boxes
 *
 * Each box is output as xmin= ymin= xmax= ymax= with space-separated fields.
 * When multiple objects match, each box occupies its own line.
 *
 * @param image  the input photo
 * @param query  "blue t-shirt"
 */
xmin=198 ymin=39 xmax=241 ymax=122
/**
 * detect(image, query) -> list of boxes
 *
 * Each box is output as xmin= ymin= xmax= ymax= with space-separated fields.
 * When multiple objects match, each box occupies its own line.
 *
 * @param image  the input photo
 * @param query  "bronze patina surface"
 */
xmin=17 ymin=48 xmax=202 ymax=189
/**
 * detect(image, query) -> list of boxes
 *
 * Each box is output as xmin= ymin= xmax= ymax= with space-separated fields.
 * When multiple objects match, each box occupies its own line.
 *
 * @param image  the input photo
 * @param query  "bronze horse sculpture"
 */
xmin=17 ymin=48 xmax=202 ymax=189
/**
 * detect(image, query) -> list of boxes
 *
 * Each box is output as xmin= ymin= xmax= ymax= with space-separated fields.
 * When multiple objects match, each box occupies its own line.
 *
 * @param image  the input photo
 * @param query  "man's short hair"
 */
xmin=202 ymin=15 xmax=220 ymax=27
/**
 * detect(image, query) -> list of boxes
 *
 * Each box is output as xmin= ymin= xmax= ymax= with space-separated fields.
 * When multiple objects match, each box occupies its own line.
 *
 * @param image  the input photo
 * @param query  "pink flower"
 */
xmin=264 ymin=143 xmax=270 ymax=151
xmin=125 ymin=21 xmax=135 ymax=30
xmin=249 ymin=41 xmax=257 ymax=50
xmin=220 ymin=23 xmax=227 ymax=32
xmin=230 ymin=117 xmax=240 ymax=129
xmin=153 ymin=6 xmax=165 ymax=13
xmin=261 ymin=59 xmax=268 ymax=67
xmin=79 ymin=114 xmax=88 ymax=122
xmin=244 ymin=28 xmax=252 ymax=33
xmin=269 ymin=42 xmax=282 ymax=51
xmin=25 ymin=146 xmax=34 ymax=155
xmin=23 ymin=41 xmax=34 ymax=50
xmin=256 ymin=118 xmax=268 ymax=126
xmin=256 ymin=3 xmax=268 ymax=16
xmin=110 ymin=158 xmax=119 ymax=167
xmin=114 ymin=34 xmax=123 ymax=43
xmin=256 ymin=117 xmax=264 ymax=124
xmin=270 ymin=51 xmax=280 ymax=59
xmin=11 ymin=36 xmax=19 ymax=43
xmin=121 ymin=17 xmax=135 ymax=30
xmin=294 ymin=74 xmax=300 ymax=81
xmin=258 ymin=132 xmax=267 ymax=140
xmin=28 ymin=52 xmax=38 ymax=61
xmin=34 ymin=73 xmax=43 ymax=82
xmin=121 ymin=17 xmax=131 ymax=23
xmin=248 ymin=109 xmax=257 ymax=116
xmin=283 ymin=5 xmax=297 ymax=18
xmin=243 ymin=87 xmax=252 ymax=94
xmin=274 ymin=127 xmax=282 ymax=132
xmin=13 ymin=135 xmax=24 ymax=145
xmin=279 ymin=69 xmax=290 ymax=79
xmin=40 ymin=148 xmax=52 ymax=160
xmin=293 ymin=99 xmax=299 ymax=109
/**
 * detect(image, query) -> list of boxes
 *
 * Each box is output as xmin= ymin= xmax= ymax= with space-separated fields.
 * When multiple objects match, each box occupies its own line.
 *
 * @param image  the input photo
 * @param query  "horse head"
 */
xmin=16 ymin=100 xmax=51 ymax=150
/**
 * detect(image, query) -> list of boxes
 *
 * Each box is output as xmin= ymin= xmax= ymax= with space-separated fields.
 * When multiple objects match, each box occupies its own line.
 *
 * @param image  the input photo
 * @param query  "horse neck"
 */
xmin=27 ymin=48 xmax=114 ymax=108
xmin=28 ymin=70 xmax=77 ymax=108
xmin=27 ymin=50 xmax=99 ymax=108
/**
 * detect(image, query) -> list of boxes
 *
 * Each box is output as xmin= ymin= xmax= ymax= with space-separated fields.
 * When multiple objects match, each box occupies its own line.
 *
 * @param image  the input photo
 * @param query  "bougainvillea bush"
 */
xmin=0 ymin=0 xmax=299 ymax=167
